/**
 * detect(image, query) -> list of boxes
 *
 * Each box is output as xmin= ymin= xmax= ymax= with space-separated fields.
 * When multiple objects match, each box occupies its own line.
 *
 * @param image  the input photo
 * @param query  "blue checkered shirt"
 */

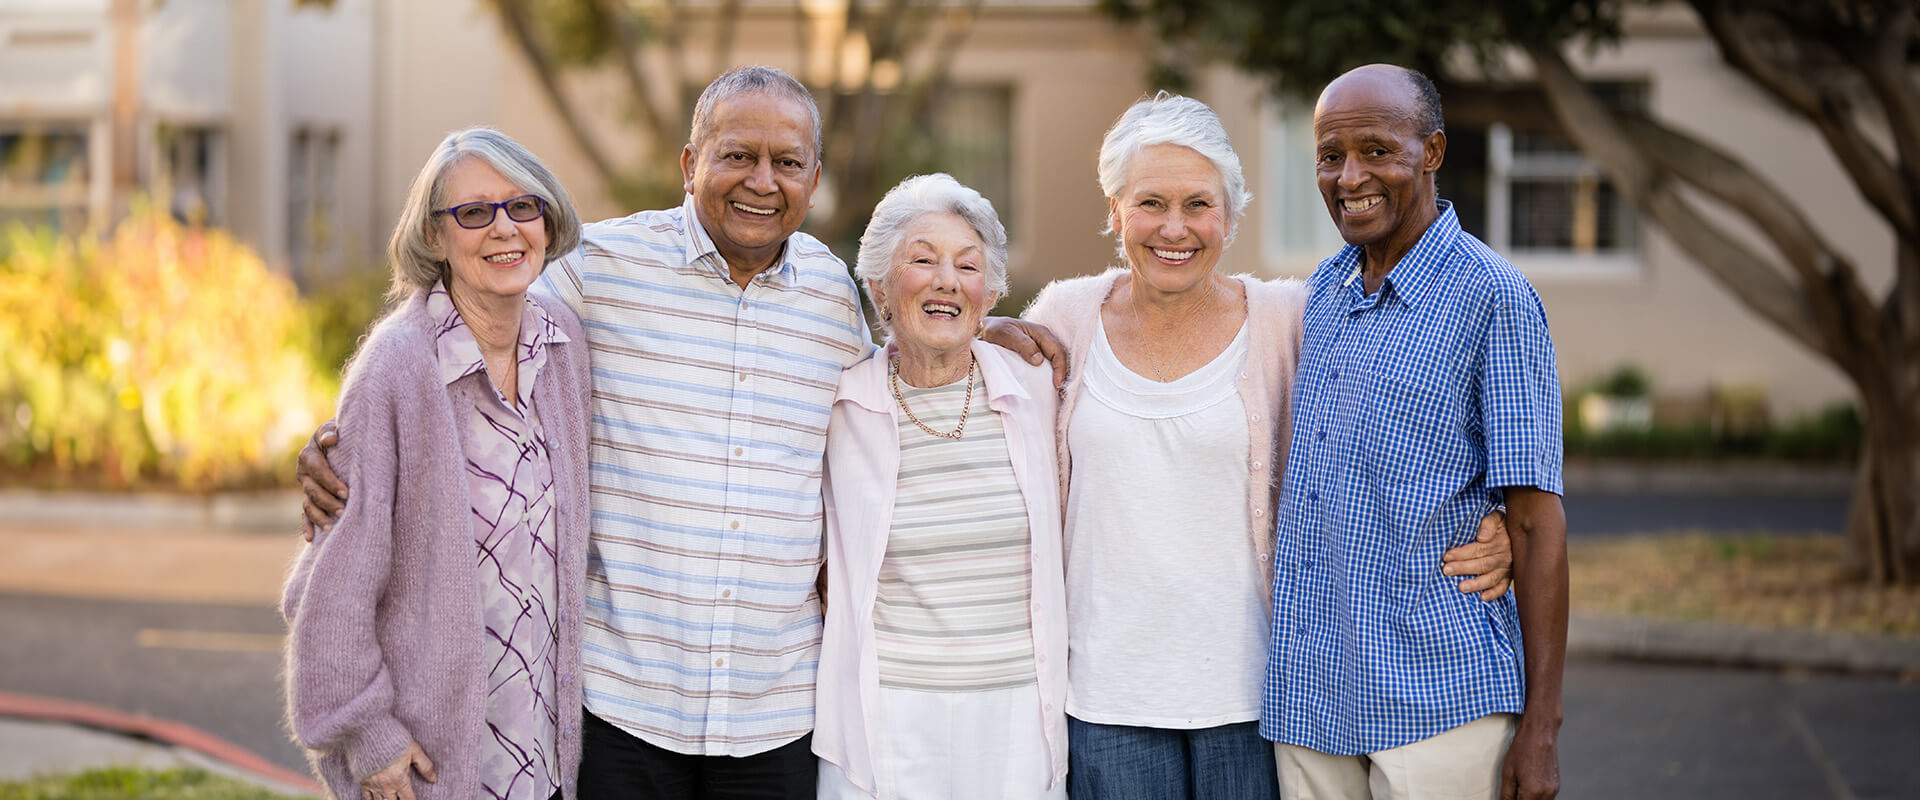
xmin=1260 ymin=202 xmax=1562 ymax=755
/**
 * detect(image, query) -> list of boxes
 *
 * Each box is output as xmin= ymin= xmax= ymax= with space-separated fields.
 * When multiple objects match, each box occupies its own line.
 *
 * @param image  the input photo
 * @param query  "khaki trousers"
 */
xmin=1274 ymin=713 xmax=1519 ymax=800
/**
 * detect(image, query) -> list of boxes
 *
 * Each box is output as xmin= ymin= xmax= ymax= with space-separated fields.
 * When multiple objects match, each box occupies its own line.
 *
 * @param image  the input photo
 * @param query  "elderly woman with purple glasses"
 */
xmin=283 ymin=127 xmax=591 ymax=800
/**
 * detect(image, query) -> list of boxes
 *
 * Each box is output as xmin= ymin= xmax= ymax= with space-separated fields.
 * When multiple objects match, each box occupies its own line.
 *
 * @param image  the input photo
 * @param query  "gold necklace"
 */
xmin=889 ymin=353 xmax=975 ymax=440
xmin=1130 ymin=277 xmax=1216 ymax=382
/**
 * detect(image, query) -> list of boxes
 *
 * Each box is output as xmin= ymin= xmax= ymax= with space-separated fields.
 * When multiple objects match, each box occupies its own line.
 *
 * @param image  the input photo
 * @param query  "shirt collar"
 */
xmin=1331 ymin=199 xmax=1461 ymax=309
xmin=426 ymin=283 xmax=570 ymax=401
xmin=839 ymin=339 xmax=1031 ymax=416
xmin=679 ymin=193 xmax=798 ymax=287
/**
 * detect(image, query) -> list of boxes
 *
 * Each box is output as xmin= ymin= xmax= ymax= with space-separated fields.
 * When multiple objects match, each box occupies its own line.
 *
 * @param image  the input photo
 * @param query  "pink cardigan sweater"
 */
xmin=813 ymin=340 xmax=1070 ymax=794
xmin=283 ymin=292 xmax=591 ymax=800
xmin=1022 ymin=268 xmax=1307 ymax=589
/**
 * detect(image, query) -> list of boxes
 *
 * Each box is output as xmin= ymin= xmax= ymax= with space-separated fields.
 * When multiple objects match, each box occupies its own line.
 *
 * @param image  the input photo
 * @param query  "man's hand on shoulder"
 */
xmin=297 ymin=420 xmax=347 ymax=542
xmin=980 ymin=317 xmax=1069 ymax=388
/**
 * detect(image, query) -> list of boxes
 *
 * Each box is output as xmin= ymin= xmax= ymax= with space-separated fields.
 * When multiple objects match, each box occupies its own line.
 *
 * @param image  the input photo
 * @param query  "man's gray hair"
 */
xmin=1096 ymin=91 xmax=1250 ymax=246
xmin=388 ymin=127 xmax=582 ymax=299
xmin=855 ymin=173 xmax=1010 ymax=335
xmin=690 ymin=66 xmax=824 ymax=160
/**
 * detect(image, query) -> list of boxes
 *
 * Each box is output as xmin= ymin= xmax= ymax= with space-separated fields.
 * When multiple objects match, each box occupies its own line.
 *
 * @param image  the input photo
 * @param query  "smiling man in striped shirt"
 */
xmin=299 ymin=67 xmax=1062 ymax=800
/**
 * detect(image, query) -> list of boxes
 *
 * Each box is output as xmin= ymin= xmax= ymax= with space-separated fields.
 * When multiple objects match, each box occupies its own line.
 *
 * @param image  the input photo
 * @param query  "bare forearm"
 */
xmin=1507 ymin=487 xmax=1568 ymax=729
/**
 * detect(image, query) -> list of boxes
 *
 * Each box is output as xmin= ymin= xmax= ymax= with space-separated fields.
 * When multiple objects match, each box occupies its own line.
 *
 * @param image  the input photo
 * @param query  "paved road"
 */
xmin=1565 ymin=491 xmax=1850 ymax=536
xmin=0 ymin=591 xmax=303 ymax=773
xmin=4 ymin=591 xmax=1917 ymax=797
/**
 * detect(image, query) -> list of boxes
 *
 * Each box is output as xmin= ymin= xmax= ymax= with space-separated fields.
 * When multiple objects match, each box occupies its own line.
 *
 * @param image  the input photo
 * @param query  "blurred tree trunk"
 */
xmin=489 ymin=0 xmax=983 ymax=249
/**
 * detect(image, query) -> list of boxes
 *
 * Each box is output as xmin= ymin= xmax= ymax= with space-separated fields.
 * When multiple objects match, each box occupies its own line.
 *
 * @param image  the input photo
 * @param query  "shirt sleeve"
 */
xmin=532 ymin=243 xmax=587 ymax=317
xmin=1479 ymin=290 xmax=1564 ymax=496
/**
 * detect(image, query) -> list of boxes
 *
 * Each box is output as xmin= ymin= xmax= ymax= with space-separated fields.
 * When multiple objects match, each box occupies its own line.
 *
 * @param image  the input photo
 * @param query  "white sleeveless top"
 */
xmin=1062 ymin=317 xmax=1268 ymax=728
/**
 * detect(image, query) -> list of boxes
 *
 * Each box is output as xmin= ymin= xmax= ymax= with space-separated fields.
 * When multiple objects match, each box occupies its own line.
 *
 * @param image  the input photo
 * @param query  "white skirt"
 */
xmin=818 ymin=683 xmax=1065 ymax=800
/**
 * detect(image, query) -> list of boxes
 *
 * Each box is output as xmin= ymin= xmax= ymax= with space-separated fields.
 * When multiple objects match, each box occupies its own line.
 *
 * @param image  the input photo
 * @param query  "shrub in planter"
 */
xmin=0 ymin=206 xmax=339 ymax=490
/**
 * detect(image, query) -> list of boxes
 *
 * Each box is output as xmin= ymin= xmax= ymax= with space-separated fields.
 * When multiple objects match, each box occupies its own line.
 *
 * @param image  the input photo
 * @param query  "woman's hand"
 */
xmin=360 ymin=741 xmax=436 ymax=800
xmin=1443 ymin=508 xmax=1514 ymax=600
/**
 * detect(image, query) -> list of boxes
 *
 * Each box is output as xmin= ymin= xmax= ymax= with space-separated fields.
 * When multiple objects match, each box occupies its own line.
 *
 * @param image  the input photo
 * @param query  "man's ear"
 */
xmin=1422 ymin=129 xmax=1447 ymax=174
xmin=681 ymin=143 xmax=698 ymax=194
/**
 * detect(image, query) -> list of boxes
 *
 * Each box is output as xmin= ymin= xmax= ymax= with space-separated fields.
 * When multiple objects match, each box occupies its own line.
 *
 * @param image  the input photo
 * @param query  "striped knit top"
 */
xmin=874 ymin=367 xmax=1038 ymax=692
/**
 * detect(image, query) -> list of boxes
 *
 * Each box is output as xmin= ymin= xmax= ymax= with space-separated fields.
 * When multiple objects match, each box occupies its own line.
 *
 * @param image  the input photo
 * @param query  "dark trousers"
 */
xmin=578 ymin=709 xmax=817 ymax=800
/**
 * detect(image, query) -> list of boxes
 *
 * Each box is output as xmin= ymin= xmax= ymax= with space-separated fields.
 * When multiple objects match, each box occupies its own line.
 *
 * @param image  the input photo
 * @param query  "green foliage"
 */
xmin=1564 ymin=402 xmax=1862 ymax=463
xmin=1097 ymin=0 xmax=1626 ymax=102
xmin=1594 ymin=364 xmax=1651 ymax=398
xmin=0 ymin=767 xmax=304 ymax=800
xmin=0 ymin=207 xmax=339 ymax=490
xmin=302 ymin=265 xmax=393 ymax=376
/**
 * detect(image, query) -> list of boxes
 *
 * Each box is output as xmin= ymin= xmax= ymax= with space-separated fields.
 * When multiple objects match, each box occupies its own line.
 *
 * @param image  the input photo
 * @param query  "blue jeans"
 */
xmin=1067 ymin=716 xmax=1281 ymax=800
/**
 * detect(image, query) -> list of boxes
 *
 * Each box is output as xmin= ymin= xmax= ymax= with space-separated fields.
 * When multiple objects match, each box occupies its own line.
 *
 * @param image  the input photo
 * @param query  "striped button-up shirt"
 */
xmin=537 ymin=195 xmax=870 ymax=756
xmin=1261 ymin=202 xmax=1562 ymax=755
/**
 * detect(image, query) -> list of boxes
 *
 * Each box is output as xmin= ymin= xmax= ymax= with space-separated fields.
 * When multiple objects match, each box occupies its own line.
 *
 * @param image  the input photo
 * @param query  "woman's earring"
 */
xmin=880 ymin=307 xmax=893 ymax=323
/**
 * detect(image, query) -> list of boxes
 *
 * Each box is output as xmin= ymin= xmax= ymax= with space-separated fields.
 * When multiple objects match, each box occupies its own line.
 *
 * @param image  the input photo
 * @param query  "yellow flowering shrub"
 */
xmin=0 ymin=207 xmax=340 ymax=490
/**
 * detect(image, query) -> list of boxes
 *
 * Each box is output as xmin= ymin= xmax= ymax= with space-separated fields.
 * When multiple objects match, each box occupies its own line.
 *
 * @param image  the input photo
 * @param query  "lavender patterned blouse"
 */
xmin=427 ymin=286 xmax=567 ymax=800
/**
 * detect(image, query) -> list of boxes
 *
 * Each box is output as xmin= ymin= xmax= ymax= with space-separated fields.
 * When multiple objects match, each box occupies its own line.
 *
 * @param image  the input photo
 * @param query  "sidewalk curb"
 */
xmin=1569 ymin=612 xmax=1920 ymax=675
xmin=0 ymin=489 xmax=299 ymax=533
xmin=0 ymin=690 xmax=321 ymax=796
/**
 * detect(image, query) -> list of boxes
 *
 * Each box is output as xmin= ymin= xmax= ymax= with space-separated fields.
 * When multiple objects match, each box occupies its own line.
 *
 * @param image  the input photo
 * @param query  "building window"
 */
xmin=288 ymin=126 xmax=340 ymax=276
xmin=154 ymin=123 xmax=223 ymax=226
xmin=0 ymin=124 xmax=91 ymax=233
xmin=1438 ymin=82 xmax=1645 ymax=271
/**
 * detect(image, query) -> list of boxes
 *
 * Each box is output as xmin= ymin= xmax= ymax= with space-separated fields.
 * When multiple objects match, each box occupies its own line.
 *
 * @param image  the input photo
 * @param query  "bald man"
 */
xmin=1260 ymin=64 xmax=1568 ymax=800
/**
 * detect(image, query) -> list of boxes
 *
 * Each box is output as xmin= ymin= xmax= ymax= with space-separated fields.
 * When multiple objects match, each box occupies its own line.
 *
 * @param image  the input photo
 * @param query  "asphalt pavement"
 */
xmin=2 ymin=474 xmax=1916 ymax=799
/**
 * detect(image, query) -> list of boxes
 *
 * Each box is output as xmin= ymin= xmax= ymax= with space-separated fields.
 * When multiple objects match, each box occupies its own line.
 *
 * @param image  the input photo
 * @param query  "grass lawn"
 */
xmin=0 ymin=767 xmax=306 ymax=800
xmin=1570 ymin=532 xmax=1920 ymax=637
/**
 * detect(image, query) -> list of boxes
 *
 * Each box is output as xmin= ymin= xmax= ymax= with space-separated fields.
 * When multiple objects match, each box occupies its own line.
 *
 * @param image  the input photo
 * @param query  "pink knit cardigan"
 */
xmin=283 ymin=291 xmax=591 ymax=800
xmin=1022 ymin=268 xmax=1307 ymax=590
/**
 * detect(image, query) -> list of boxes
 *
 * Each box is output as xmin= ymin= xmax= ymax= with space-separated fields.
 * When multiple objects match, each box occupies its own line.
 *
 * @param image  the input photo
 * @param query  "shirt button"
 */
xmin=1259 ymin=553 xmax=1271 ymax=562
xmin=730 ymin=520 xmax=741 ymax=530
xmin=738 ymin=373 xmax=748 ymax=382
xmin=734 ymin=447 xmax=744 ymax=457
xmin=1038 ymin=655 xmax=1047 ymax=664
xmin=1308 ymin=491 xmax=1319 ymax=502
xmin=1252 ymin=460 xmax=1263 ymax=471
xmin=1250 ymin=413 xmax=1261 ymax=423
xmin=1253 ymin=508 xmax=1265 ymax=518
xmin=1316 ymin=430 xmax=1326 ymax=441
xmin=715 ymin=657 xmax=725 ymax=667
xmin=1329 ymin=369 xmax=1341 ymax=380
xmin=721 ymin=589 xmax=733 ymax=598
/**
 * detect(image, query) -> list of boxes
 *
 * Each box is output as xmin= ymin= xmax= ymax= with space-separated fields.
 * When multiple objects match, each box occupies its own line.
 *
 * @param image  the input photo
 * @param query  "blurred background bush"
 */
xmin=0 ymin=205 xmax=380 ymax=491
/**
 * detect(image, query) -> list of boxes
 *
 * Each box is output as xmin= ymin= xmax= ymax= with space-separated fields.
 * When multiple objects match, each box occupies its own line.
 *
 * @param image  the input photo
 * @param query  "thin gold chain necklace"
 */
xmin=889 ymin=353 xmax=976 ymax=440
xmin=1130 ymin=276 xmax=1216 ymax=382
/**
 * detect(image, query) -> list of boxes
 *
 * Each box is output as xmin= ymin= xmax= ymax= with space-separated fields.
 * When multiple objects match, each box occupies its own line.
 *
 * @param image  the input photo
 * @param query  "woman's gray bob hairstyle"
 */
xmin=854 ymin=173 xmax=1010 ymax=334
xmin=1097 ymin=91 xmax=1250 ymax=243
xmin=387 ymin=127 xmax=582 ymax=299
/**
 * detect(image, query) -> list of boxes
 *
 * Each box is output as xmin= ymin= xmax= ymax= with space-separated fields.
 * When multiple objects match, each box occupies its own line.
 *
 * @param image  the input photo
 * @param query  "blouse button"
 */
xmin=1252 ymin=460 xmax=1263 ymax=471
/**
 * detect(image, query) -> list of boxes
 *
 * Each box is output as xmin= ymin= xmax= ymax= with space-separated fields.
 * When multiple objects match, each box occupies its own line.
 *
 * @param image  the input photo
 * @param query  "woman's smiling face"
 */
xmin=872 ymin=211 xmax=995 ymax=358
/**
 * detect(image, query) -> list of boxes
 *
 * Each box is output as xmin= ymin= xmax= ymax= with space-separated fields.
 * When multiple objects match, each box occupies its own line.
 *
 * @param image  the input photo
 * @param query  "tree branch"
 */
xmin=493 ymin=0 xmax=624 ymax=181
xmin=1693 ymin=1 xmax=1917 ymax=235
xmin=709 ymin=0 xmax=744 ymax=80
xmin=1522 ymin=41 xmax=1823 ymax=354
xmin=1853 ymin=5 xmax=1920 ymax=242
xmin=588 ymin=0 xmax=676 ymax=149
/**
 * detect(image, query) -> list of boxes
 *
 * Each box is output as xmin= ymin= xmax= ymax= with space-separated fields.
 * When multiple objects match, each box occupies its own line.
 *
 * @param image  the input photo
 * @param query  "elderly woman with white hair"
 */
xmin=283 ymin=127 xmax=591 ymax=800
xmin=813 ymin=173 xmax=1068 ymax=800
xmin=1021 ymin=93 xmax=1513 ymax=799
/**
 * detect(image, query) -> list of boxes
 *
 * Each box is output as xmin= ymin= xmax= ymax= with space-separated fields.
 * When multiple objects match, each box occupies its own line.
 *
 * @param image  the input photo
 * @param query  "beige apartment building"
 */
xmin=0 ymin=0 xmax=1882 ymax=420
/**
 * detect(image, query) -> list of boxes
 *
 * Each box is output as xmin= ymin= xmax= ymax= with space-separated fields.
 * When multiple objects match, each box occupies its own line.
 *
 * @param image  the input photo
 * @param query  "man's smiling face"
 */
xmin=681 ymin=91 xmax=821 ymax=275
xmin=1312 ymin=67 xmax=1446 ymax=267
